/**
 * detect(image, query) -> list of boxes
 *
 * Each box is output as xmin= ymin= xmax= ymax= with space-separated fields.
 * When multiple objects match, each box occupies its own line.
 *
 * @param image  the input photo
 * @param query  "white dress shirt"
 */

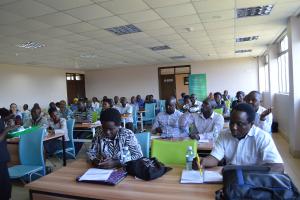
xmin=151 ymin=110 xmax=183 ymax=138
xmin=117 ymin=104 xmax=133 ymax=123
xmin=92 ymin=102 xmax=100 ymax=111
xmin=211 ymin=126 xmax=283 ymax=165
xmin=48 ymin=118 xmax=69 ymax=141
xmin=255 ymin=106 xmax=273 ymax=133
xmin=179 ymin=112 xmax=224 ymax=140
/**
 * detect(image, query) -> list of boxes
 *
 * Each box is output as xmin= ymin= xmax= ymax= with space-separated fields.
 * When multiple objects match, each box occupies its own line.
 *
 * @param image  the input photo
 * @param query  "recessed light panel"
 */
xmin=235 ymin=49 xmax=252 ymax=53
xmin=16 ymin=41 xmax=45 ymax=49
xmin=149 ymin=45 xmax=171 ymax=51
xmin=105 ymin=24 xmax=142 ymax=35
xmin=237 ymin=5 xmax=273 ymax=18
xmin=170 ymin=56 xmax=186 ymax=59
xmin=236 ymin=36 xmax=259 ymax=42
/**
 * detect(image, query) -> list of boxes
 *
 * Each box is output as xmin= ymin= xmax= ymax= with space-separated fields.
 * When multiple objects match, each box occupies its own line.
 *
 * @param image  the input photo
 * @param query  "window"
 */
xmin=259 ymin=55 xmax=269 ymax=92
xmin=277 ymin=35 xmax=289 ymax=94
xmin=66 ymin=73 xmax=83 ymax=81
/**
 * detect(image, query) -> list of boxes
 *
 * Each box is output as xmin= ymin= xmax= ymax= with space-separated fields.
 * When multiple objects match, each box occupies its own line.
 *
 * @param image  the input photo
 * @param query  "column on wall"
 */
xmin=287 ymin=16 xmax=300 ymax=157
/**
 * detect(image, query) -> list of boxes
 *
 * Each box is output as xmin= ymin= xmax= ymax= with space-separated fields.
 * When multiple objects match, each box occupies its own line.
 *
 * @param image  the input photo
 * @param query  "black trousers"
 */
xmin=0 ymin=163 xmax=11 ymax=200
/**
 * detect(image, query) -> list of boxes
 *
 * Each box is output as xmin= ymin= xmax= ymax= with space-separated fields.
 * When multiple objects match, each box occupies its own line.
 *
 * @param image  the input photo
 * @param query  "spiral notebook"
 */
xmin=76 ymin=168 xmax=127 ymax=186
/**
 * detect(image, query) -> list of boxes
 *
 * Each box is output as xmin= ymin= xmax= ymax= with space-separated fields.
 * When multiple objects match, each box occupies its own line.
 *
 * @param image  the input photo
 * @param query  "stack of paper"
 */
xmin=198 ymin=139 xmax=210 ymax=143
xmin=181 ymin=170 xmax=222 ymax=184
xmin=79 ymin=168 xmax=113 ymax=181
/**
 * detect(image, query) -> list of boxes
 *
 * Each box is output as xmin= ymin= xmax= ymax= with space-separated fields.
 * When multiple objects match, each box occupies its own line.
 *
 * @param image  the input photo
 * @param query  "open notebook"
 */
xmin=77 ymin=168 xmax=127 ymax=186
xmin=181 ymin=170 xmax=222 ymax=184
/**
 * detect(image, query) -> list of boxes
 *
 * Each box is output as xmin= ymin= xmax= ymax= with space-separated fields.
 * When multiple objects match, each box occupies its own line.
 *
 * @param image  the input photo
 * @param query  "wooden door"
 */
xmin=159 ymin=74 xmax=176 ymax=100
xmin=66 ymin=73 xmax=86 ymax=104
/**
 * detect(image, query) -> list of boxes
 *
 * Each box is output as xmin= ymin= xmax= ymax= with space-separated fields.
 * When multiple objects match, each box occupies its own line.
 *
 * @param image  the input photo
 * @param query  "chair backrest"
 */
xmin=159 ymin=100 xmax=166 ymax=112
xmin=214 ymin=108 xmax=224 ymax=115
xmin=144 ymin=103 xmax=156 ymax=119
xmin=151 ymin=139 xmax=197 ymax=165
xmin=135 ymin=132 xmax=150 ymax=158
xmin=132 ymin=106 xmax=138 ymax=128
xmin=66 ymin=119 xmax=75 ymax=150
xmin=92 ymin=111 xmax=98 ymax=123
xmin=19 ymin=127 xmax=46 ymax=167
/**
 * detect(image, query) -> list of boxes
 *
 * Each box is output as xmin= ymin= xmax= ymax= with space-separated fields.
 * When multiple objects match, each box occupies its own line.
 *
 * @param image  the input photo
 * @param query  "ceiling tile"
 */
xmin=0 ymin=9 xmax=24 ymax=25
xmin=35 ymin=12 xmax=81 ymax=26
xmin=0 ymin=0 xmax=19 ymax=6
xmin=11 ymin=19 xmax=51 ymax=32
xmin=143 ymin=0 xmax=190 ymax=8
xmin=165 ymin=14 xmax=200 ymax=26
xmin=36 ymin=0 xmax=94 ymax=11
xmin=199 ymin=9 xmax=234 ymax=22
xmin=203 ymin=19 xmax=234 ymax=30
xmin=155 ymin=3 xmax=196 ymax=18
xmin=61 ymin=22 xmax=98 ymax=33
xmin=145 ymin=27 xmax=176 ymax=36
xmin=80 ymin=29 xmax=114 ymax=39
xmin=120 ymin=10 xmax=161 ymax=23
xmin=88 ymin=16 xmax=128 ymax=29
xmin=236 ymin=0 xmax=275 ymax=8
xmin=0 ymin=25 xmax=28 ymax=36
xmin=193 ymin=0 xmax=234 ymax=13
xmin=1 ymin=0 xmax=56 ymax=18
xmin=180 ymin=30 xmax=207 ymax=39
xmin=58 ymin=33 xmax=90 ymax=42
xmin=100 ymin=0 xmax=149 ymax=14
xmin=65 ymin=4 xmax=113 ymax=21
xmin=35 ymin=28 xmax=73 ymax=38
xmin=134 ymin=19 xmax=170 ymax=30
xmin=173 ymin=23 xmax=205 ymax=33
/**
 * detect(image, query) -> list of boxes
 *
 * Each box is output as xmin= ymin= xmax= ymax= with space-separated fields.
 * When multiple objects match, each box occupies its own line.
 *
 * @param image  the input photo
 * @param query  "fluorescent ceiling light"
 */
xmin=16 ymin=41 xmax=45 ymax=49
xmin=237 ymin=5 xmax=273 ymax=18
xmin=149 ymin=45 xmax=171 ymax=51
xmin=236 ymin=36 xmax=259 ymax=42
xmin=105 ymin=24 xmax=142 ymax=35
xmin=235 ymin=49 xmax=252 ymax=53
xmin=170 ymin=56 xmax=186 ymax=59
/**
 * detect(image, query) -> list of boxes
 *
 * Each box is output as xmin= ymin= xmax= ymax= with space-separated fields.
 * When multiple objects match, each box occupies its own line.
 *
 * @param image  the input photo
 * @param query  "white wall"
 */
xmin=273 ymin=94 xmax=289 ymax=138
xmin=0 ymin=64 xmax=82 ymax=109
xmin=85 ymin=57 xmax=258 ymax=100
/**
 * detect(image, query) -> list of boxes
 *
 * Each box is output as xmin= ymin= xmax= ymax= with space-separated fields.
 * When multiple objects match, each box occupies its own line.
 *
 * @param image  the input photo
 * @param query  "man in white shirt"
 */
xmin=246 ymin=91 xmax=273 ymax=133
xmin=44 ymin=108 xmax=68 ymax=155
xmin=91 ymin=97 xmax=100 ymax=111
xmin=117 ymin=97 xmax=133 ymax=131
xmin=180 ymin=98 xmax=224 ymax=140
xmin=190 ymin=94 xmax=202 ymax=113
xmin=193 ymin=103 xmax=284 ymax=172
xmin=151 ymin=96 xmax=183 ymax=138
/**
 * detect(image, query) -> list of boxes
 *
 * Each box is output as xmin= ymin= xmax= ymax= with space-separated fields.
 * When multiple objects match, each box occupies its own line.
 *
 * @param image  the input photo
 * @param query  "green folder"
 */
xmin=7 ymin=126 xmax=40 ymax=139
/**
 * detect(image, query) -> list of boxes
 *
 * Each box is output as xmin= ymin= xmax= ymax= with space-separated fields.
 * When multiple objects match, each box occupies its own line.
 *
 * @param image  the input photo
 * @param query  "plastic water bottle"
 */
xmin=185 ymin=146 xmax=194 ymax=170
xmin=121 ymin=146 xmax=131 ymax=164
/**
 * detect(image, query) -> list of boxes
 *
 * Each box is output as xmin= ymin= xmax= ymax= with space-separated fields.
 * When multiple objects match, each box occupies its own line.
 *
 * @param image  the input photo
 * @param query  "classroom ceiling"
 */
xmin=0 ymin=0 xmax=299 ymax=70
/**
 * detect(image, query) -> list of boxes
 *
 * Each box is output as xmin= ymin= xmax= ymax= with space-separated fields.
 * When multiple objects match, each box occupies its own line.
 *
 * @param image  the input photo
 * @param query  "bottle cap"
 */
xmin=187 ymin=146 xmax=192 ymax=151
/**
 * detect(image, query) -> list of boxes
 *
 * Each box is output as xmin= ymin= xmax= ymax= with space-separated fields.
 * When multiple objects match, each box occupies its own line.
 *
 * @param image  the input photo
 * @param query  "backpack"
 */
xmin=216 ymin=165 xmax=300 ymax=200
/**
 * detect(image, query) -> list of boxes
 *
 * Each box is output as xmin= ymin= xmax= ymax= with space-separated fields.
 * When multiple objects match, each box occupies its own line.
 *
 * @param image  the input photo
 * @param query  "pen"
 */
xmin=196 ymin=154 xmax=203 ymax=176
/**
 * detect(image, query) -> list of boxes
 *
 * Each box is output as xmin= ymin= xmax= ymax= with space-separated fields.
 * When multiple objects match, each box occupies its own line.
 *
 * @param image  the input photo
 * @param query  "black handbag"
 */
xmin=216 ymin=165 xmax=300 ymax=200
xmin=125 ymin=157 xmax=172 ymax=181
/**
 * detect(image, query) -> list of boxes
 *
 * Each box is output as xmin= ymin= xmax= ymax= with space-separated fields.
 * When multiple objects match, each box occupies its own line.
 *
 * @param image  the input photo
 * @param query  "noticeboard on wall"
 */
xmin=189 ymin=74 xmax=207 ymax=101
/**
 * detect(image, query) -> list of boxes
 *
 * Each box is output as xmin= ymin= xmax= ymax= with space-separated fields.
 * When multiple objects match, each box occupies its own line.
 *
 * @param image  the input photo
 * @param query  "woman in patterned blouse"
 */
xmin=87 ymin=108 xmax=143 ymax=169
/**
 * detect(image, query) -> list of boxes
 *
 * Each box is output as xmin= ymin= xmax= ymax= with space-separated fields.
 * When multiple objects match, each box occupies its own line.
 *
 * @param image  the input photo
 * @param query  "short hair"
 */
xmin=248 ymin=90 xmax=261 ymax=100
xmin=48 ymin=107 xmax=57 ymax=115
xmin=232 ymin=103 xmax=256 ymax=123
xmin=183 ymin=95 xmax=190 ymax=101
xmin=103 ymin=98 xmax=114 ymax=108
xmin=214 ymin=92 xmax=222 ymax=97
xmin=166 ymin=96 xmax=176 ymax=106
xmin=203 ymin=98 xmax=217 ymax=109
xmin=100 ymin=108 xmax=121 ymax=126
xmin=23 ymin=104 xmax=29 ymax=110
xmin=236 ymin=91 xmax=245 ymax=97
xmin=0 ymin=108 xmax=10 ymax=118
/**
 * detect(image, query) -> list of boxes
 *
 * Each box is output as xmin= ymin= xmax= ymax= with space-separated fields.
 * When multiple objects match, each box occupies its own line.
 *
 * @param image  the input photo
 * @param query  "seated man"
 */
xmin=178 ymin=92 xmax=186 ymax=106
xmin=44 ymin=108 xmax=68 ymax=155
xmin=214 ymin=92 xmax=227 ymax=114
xmin=190 ymin=94 xmax=202 ymax=113
xmin=193 ymin=103 xmax=283 ymax=172
xmin=87 ymin=108 xmax=143 ymax=169
xmin=73 ymin=100 xmax=92 ymax=123
xmin=58 ymin=100 xmax=73 ymax=120
xmin=23 ymin=106 xmax=48 ymax=128
xmin=117 ymin=97 xmax=134 ymax=131
xmin=151 ymin=96 xmax=183 ymax=138
xmin=136 ymin=95 xmax=144 ymax=110
xmin=91 ymin=97 xmax=100 ymax=111
xmin=180 ymin=98 xmax=224 ymax=140
xmin=231 ymin=91 xmax=245 ymax=109
xmin=246 ymin=91 xmax=273 ymax=133
xmin=222 ymin=90 xmax=230 ymax=101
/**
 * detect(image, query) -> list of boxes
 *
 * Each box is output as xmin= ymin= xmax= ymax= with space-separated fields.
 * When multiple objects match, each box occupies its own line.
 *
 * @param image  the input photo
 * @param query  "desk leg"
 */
xmin=123 ymin=118 xmax=126 ymax=128
xmin=62 ymin=136 xmax=66 ymax=167
xmin=92 ymin=128 xmax=95 ymax=137
xmin=140 ymin=114 xmax=144 ymax=132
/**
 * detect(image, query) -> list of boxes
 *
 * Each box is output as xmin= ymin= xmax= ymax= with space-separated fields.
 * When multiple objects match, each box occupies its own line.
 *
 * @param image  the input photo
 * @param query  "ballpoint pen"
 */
xmin=196 ymin=154 xmax=203 ymax=176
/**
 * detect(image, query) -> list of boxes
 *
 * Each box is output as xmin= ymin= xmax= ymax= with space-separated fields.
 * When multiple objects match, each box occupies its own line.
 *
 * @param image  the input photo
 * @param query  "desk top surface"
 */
xmin=26 ymin=159 xmax=221 ymax=200
xmin=74 ymin=123 xmax=101 ymax=129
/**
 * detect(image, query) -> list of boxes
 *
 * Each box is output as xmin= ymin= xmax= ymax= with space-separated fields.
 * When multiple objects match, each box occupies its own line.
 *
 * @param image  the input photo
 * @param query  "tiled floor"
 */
xmin=10 ymin=133 xmax=300 ymax=200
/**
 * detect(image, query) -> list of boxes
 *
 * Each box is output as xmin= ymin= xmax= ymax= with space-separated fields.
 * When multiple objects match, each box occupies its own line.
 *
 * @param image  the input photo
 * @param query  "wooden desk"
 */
xmin=7 ymin=132 xmax=67 ymax=167
xmin=73 ymin=123 xmax=101 ymax=143
xmin=26 ymin=159 xmax=222 ymax=200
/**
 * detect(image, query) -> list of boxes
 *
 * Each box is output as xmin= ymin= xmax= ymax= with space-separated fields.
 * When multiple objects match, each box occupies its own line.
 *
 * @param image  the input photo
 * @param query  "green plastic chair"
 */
xmin=92 ymin=111 xmax=98 ymax=123
xmin=225 ymin=100 xmax=231 ymax=109
xmin=214 ymin=108 xmax=224 ymax=115
xmin=151 ymin=139 xmax=197 ymax=165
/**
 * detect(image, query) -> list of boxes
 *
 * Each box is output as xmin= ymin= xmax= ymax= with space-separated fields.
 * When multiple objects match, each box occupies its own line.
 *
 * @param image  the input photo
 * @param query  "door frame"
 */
xmin=158 ymin=65 xmax=191 ymax=99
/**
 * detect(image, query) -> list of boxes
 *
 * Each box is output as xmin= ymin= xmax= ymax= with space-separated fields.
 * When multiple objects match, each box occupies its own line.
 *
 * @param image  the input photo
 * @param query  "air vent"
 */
xmin=237 ymin=5 xmax=273 ymax=18
xmin=149 ymin=45 xmax=171 ymax=51
xmin=236 ymin=36 xmax=259 ymax=42
xmin=235 ymin=49 xmax=252 ymax=53
xmin=16 ymin=41 xmax=45 ymax=49
xmin=170 ymin=56 xmax=186 ymax=60
xmin=105 ymin=24 xmax=142 ymax=35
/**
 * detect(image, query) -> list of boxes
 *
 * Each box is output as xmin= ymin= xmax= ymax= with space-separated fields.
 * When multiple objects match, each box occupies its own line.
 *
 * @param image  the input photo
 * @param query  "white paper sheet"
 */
xmin=198 ymin=139 xmax=210 ymax=143
xmin=181 ymin=170 xmax=222 ymax=184
xmin=79 ymin=168 xmax=113 ymax=181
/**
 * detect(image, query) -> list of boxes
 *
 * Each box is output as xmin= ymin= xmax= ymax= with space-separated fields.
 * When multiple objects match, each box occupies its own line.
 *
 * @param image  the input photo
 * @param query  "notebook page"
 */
xmin=79 ymin=168 xmax=113 ymax=181
xmin=204 ymin=171 xmax=223 ymax=183
xmin=181 ymin=170 xmax=204 ymax=183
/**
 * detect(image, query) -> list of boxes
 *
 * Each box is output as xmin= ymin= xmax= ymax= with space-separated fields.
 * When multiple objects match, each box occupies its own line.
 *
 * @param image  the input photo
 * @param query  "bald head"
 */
xmin=166 ymin=96 xmax=176 ymax=115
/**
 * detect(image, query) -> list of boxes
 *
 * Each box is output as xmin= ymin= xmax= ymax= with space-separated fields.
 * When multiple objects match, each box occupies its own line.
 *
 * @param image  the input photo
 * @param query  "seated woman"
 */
xmin=44 ymin=108 xmax=68 ymax=155
xmin=9 ymin=103 xmax=22 ymax=120
xmin=87 ymin=108 xmax=143 ymax=169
